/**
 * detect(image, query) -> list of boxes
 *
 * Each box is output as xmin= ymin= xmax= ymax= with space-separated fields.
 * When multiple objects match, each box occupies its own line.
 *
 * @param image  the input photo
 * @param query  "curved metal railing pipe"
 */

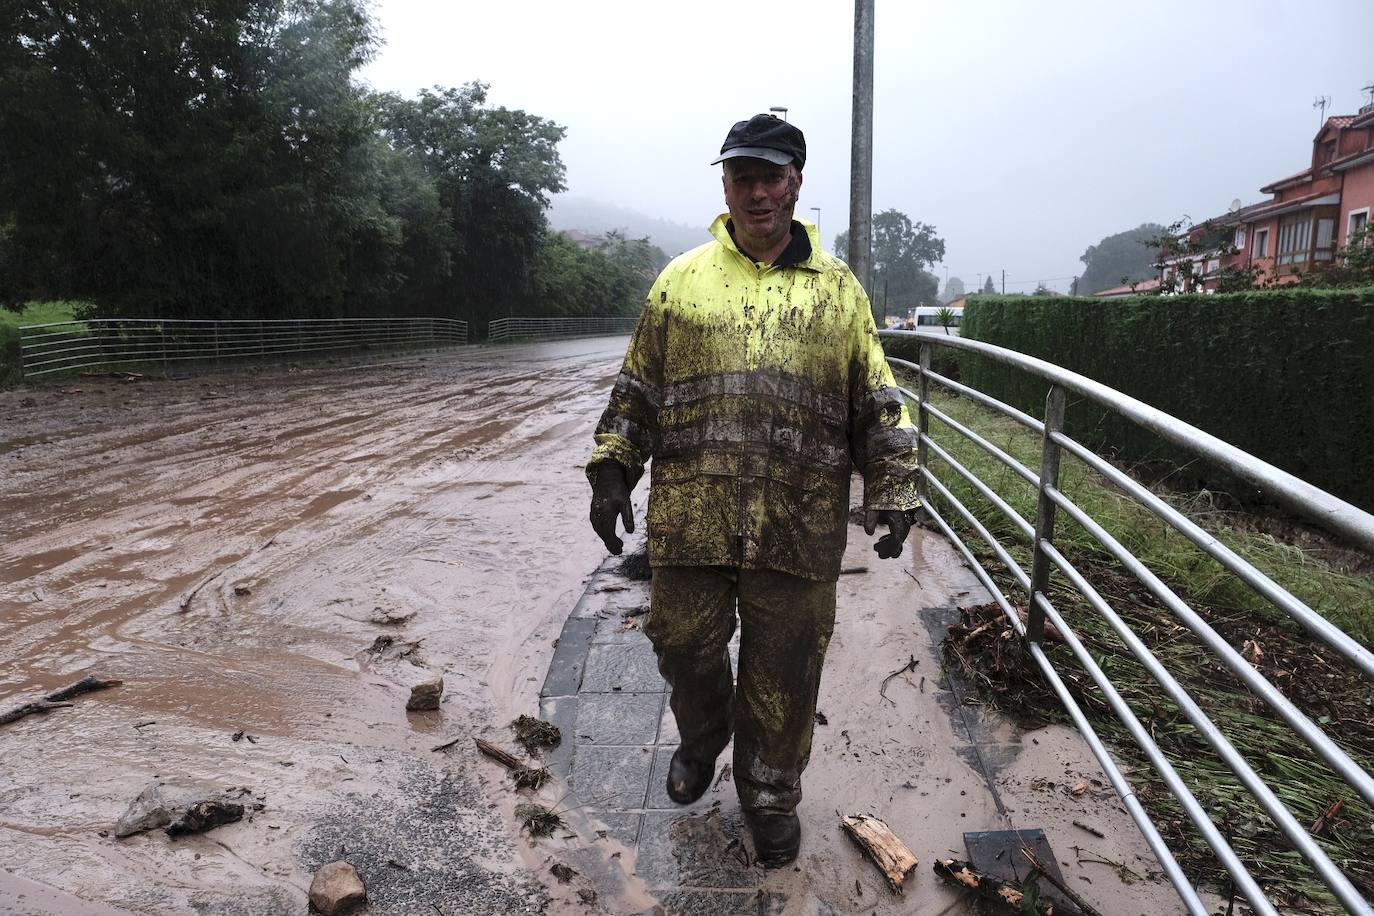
xmin=921 ymin=487 xmax=1216 ymax=915
xmin=881 ymin=328 xmax=1374 ymax=914
xmin=885 ymin=330 xmax=1374 ymax=552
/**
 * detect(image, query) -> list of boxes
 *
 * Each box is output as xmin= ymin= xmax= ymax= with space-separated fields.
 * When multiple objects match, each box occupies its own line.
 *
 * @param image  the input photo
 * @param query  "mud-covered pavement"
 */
xmin=1 ymin=341 xmax=627 ymax=914
xmin=2 ymin=339 xmax=1194 ymax=915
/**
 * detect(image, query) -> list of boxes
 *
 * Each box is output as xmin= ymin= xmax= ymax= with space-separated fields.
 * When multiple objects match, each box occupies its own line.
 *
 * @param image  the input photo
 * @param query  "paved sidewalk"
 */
xmin=539 ymin=519 xmax=1193 ymax=916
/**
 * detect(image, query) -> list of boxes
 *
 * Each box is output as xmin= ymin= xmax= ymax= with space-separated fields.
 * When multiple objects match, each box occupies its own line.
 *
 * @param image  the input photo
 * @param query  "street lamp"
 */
xmin=768 ymin=106 xmax=788 ymax=121
xmin=809 ymin=206 xmax=821 ymax=235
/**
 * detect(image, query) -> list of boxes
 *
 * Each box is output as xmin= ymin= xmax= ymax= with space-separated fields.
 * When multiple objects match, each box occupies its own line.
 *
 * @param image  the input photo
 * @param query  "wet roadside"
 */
xmin=2 ymin=339 xmax=1200 ymax=915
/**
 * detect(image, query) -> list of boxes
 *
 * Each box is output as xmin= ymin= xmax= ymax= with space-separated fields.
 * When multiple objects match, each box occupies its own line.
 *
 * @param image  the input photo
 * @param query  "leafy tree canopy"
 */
xmin=833 ymin=209 xmax=946 ymax=313
xmin=0 ymin=1 xmax=638 ymax=332
xmin=980 ymin=275 xmax=996 ymax=294
xmin=1078 ymin=223 xmax=1165 ymax=294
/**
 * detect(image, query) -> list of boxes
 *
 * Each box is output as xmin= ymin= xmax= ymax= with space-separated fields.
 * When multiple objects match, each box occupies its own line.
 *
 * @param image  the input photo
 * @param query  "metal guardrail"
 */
xmin=488 ymin=316 xmax=638 ymax=343
xmin=881 ymin=329 xmax=1374 ymax=915
xmin=19 ymin=317 xmax=468 ymax=378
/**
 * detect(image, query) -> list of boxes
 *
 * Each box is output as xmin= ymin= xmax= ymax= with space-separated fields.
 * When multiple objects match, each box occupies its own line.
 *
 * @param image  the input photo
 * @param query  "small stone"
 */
xmin=115 ymin=783 xmax=173 ymax=838
xmin=309 ymin=860 xmax=367 ymax=914
xmin=406 ymin=675 xmax=443 ymax=711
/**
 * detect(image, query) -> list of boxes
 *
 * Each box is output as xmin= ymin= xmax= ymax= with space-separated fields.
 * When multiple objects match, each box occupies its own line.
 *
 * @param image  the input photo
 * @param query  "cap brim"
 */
xmin=710 ymin=147 xmax=794 ymax=166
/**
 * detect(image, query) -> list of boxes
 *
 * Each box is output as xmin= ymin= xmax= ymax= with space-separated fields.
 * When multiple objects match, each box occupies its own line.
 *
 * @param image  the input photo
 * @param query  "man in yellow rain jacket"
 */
xmin=587 ymin=114 xmax=920 ymax=866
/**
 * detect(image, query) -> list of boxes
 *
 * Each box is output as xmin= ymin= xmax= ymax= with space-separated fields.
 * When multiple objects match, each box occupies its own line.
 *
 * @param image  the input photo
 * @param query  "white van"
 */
xmin=908 ymin=306 xmax=962 ymax=336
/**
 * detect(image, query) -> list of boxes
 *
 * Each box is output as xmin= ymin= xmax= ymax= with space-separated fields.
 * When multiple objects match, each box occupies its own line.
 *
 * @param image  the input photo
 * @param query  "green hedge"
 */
xmin=959 ymin=289 xmax=1374 ymax=513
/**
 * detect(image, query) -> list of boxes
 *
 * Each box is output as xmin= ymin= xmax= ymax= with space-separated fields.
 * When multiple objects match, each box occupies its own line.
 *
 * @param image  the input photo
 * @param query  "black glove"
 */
xmin=589 ymin=462 xmax=634 ymax=555
xmin=864 ymin=508 xmax=915 ymax=559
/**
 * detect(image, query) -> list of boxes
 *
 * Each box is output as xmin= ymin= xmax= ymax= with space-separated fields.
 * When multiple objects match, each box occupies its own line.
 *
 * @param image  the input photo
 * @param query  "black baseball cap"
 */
xmin=710 ymin=114 xmax=806 ymax=170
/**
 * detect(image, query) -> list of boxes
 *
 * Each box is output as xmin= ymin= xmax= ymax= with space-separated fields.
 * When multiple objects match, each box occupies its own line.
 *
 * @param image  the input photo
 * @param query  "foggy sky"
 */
xmin=361 ymin=0 xmax=1374 ymax=294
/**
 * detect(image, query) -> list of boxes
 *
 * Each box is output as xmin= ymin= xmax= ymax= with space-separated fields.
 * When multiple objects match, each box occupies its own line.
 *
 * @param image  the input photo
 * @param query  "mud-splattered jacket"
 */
xmin=587 ymin=215 xmax=920 ymax=581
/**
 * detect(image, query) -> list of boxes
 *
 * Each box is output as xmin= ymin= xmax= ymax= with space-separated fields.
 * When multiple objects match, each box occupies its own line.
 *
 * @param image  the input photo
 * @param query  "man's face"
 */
xmin=722 ymin=158 xmax=802 ymax=249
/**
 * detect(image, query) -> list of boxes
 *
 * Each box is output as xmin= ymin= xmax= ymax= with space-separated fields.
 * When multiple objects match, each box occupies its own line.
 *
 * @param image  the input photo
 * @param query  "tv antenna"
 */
xmin=1313 ymin=95 xmax=1331 ymax=125
xmin=1363 ymin=83 xmax=1374 ymax=107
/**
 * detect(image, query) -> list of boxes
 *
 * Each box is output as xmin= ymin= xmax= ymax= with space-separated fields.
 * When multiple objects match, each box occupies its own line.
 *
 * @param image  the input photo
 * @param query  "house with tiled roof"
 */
xmin=1174 ymin=106 xmax=1374 ymax=291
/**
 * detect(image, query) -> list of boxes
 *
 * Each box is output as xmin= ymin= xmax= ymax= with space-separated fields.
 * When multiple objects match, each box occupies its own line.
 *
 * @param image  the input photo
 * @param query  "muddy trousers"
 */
xmin=643 ymin=566 xmax=837 ymax=814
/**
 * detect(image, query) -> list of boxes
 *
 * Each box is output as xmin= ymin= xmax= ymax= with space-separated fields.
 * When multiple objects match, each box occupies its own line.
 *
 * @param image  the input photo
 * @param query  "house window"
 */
xmin=1314 ymin=218 xmax=1336 ymax=261
xmin=1350 ymin=208 xmax=1370 ymax=243
xmin=1277 ymin=215 xmax=1311 ymax=265
xmin=1254 ymin=227 xmax=1270 ymax=257
xmin=1234 ymin=227 xmax=1246 ymax=250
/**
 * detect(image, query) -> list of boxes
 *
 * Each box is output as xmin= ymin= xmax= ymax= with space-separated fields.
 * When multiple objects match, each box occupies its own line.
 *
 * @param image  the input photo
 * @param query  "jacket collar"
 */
xmin=709 ymin=214 xmax=824 ymax=273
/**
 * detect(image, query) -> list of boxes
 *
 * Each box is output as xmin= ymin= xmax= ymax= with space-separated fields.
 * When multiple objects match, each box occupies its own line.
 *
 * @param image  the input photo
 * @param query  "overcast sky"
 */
xmin=361 ymin=0 xmax=1374 ymax=294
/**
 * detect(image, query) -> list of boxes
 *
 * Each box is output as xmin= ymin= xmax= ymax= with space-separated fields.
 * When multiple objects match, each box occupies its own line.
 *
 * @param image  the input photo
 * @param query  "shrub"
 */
xmin=959 ymin=289 xmax=1374 ymax=512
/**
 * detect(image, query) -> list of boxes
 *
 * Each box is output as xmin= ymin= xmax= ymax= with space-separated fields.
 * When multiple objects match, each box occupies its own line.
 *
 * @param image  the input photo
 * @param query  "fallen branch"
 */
xmin=475 ymin=738 xmax=524 ymax=769
xmin=879 ymin=655 xmax=918 ymax=706
xmin=475 ymin=738 xmax=550 ymax=790
xmin=1022 ymin=845 xmax=1103 ymax=916
xmin=177 ymin=570 xmax=224 ymax=613
xmin=840 ymin=814 xmax=918 ymax=893
xmin=933 ymin=858 xmax=1055 ymax=914
xmin=0 ymin=675 xmax=122 ymax=727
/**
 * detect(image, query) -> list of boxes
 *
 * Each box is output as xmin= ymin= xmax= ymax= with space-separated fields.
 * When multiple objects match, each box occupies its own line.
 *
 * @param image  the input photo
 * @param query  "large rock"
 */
xmin=309 ymin=860 xmax=367 ymax=914
xmin=406 ymin=674 xmax=443 ymax=711
xmin=114 ymin=783 xmax=173 ymax=838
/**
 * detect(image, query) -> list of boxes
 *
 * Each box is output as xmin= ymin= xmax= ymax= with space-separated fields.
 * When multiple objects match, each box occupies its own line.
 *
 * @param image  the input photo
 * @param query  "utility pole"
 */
xmin=848 ymin=0 xmax=874 ymax=302
xmin=1001 ymin=269 xmax=1005 ymax=294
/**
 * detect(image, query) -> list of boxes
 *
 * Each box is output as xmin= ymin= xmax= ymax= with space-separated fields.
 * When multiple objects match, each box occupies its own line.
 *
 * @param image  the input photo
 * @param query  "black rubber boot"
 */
xmin=666 ymin=748 xmax=715 ymax=804
xmin=745 ymin=810 xmax=800 ymax=868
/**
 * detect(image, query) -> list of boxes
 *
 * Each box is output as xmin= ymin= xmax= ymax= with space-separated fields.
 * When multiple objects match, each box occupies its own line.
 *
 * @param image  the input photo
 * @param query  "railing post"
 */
xmin=916 ymin=341 xmax=931 ymax=505
xmin=1027 ymin=384 xmax=1067 ymax=643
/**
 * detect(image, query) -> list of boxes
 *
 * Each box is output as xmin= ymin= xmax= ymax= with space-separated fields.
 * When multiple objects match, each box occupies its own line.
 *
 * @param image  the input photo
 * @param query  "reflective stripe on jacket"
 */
xmin=588 ymin=214 xmax=919 ymax=581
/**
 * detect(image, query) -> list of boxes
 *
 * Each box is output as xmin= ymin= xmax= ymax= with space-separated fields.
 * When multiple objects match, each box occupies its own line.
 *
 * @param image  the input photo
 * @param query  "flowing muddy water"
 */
xmin=0 ymin=340 xmax=632 ymax=914
xmin=2 ymin=339 xmax=1195 ymax=916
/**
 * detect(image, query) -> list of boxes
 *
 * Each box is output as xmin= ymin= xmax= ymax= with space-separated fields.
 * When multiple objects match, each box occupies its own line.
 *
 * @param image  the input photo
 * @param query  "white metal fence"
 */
xmin=882 ymin=329 xmax=1373 ymax=915
xmin=487 ymin=316 xmax=638 ymax=343
xmin=19 ymin=317 xmax=468 ymax=378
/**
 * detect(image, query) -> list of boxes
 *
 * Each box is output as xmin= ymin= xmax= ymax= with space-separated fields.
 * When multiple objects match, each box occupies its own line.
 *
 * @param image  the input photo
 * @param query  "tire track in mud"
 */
xmin=0 ymin=339 xmax=629 ymax=914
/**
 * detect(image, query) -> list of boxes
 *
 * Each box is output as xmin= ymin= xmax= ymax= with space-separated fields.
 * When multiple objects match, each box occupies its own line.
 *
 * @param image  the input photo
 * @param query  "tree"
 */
xmin=374 ymin=82 xmax=566 ymax=327
xmin=0 ymin=0 xmax=389 ymax=318
xmin=940 ymin=276 xmax=965 ymax=304
xmin=981 ymin=275 xmax=996 ymax=294
xmin=832 ymin=209 xmax=945 ymax=316
xmin=1077 ymin=224 xmax=1165 ymax=294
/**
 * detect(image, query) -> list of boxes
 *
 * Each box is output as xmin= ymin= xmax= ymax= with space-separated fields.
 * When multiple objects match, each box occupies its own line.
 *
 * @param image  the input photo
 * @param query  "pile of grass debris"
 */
xmin=921 ymin=389 xmax=1374 ymax=913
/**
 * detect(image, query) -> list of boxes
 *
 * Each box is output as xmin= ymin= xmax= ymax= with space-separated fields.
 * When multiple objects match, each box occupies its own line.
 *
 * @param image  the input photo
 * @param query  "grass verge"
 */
xmin=913 ymin=383 xmax=1374 ymax=914
xmin=1 ymin=300 xmax=86 ymax=387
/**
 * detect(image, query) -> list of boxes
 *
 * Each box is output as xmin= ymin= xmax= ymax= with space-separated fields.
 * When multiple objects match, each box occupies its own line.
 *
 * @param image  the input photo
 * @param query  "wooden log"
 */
xmin=840 ymin=814 xmax=919 ymax=893
xmin=475 ymin=737 xmax=524 ymax=770
xmin=45 ymin=675 xmax=122 ymax=702
xmin=0 ymin=675 xmax=122 ymax=727
xmin=933 ymin=858 xmax=1057 ymax=914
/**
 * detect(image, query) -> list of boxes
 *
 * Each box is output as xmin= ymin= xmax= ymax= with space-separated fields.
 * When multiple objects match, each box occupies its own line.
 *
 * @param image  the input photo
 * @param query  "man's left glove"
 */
xmin=864 ymin=508 xmax=918 ymax=559
xmin=590 ymin=461 xmax=635 ymax=555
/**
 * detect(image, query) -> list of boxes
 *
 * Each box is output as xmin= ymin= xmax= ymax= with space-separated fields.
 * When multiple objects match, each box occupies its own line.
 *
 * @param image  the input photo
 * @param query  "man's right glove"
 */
xmin=589 ymin=461 xmax=634 ymax=555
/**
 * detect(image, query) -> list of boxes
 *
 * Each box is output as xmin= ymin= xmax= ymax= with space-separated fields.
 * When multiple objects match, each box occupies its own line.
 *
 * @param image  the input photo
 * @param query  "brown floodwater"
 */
xmin=0 ymin=340 xmax=631 ymax=914
xmin=1 ymin=339 xmax=1197 ymax=915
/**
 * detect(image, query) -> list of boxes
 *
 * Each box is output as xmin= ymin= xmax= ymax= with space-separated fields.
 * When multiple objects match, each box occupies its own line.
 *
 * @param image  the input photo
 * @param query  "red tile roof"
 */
xmin=1093 ymin=278 xmax=1162 ymax=297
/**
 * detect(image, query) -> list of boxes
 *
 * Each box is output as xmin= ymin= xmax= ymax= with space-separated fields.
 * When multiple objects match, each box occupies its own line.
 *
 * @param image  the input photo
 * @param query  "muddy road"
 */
xmin=1 ymin=339 xmax=1192 ymax=916
xmin=1 ymin=340 xmax=626 ymax=914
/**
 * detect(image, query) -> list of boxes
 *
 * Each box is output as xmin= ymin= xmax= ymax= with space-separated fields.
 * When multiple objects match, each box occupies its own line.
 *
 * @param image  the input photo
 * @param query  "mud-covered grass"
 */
xmin=916 ymin=387 xmax=1374 ymax=913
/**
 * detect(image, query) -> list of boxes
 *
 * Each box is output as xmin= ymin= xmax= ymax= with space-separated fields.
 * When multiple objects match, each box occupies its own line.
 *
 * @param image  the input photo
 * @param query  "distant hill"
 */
xmin=548 ymin=196 xmax=710 ymax=258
